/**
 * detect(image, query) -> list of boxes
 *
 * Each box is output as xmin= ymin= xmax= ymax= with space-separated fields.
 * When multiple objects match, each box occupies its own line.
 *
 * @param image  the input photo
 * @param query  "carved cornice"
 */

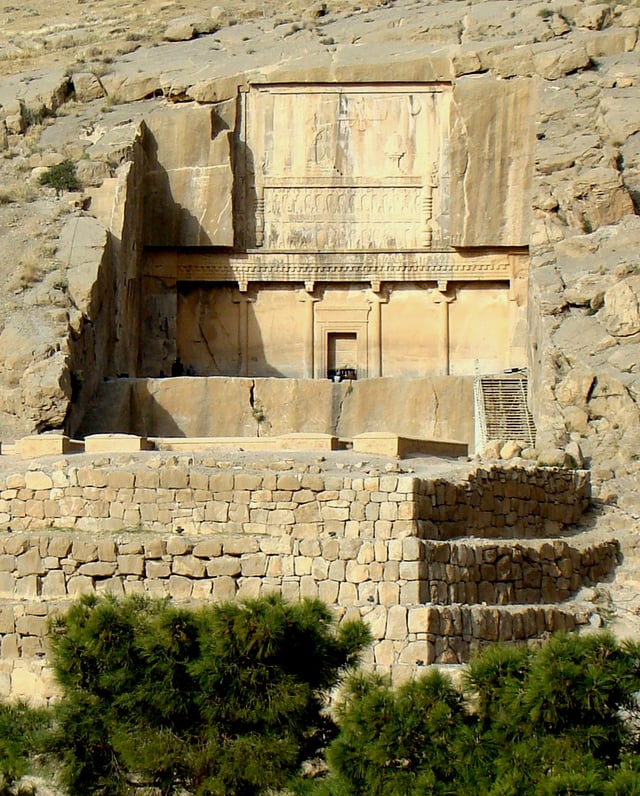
xmin=145 ymin=250 xmax=524 ymax=289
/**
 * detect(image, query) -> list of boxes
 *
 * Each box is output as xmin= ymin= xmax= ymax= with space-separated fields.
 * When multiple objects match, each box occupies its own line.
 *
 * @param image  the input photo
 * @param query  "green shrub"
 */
xmin=313 ymin=633 xmax=640 ymax=795
xmin=47 ymin=593 xmax=370 ymax=796
xmin=19 ymin=102 xmax=45 ymax=129
xmin=38 ymin=159 xmax=79 ymax=195
xmin=0 ymin=700 xmax=49 ymax=795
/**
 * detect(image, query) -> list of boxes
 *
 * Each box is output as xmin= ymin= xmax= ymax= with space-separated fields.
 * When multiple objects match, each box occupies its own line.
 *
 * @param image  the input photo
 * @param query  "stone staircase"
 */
xmin=475 ymin=374 xmax=536 ymax=452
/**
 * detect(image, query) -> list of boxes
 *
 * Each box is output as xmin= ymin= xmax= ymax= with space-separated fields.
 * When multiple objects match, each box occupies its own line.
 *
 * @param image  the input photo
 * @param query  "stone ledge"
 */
xmin=353 ymin=432 xmax=468 ymax=458
xmin=85 ymin=434 xmax=154 ymax=453
xmin=152 ymin=434 xmax=339 ymax=452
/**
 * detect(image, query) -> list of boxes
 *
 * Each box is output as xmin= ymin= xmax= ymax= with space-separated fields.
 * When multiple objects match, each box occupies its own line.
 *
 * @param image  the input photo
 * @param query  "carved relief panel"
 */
xmin=236 ymin=84 xmax=451 ymax=251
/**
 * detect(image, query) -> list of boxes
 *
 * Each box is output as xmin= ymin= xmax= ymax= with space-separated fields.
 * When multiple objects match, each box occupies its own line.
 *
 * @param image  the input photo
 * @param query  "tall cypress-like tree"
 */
xmin=47 ymin=593 xmax=370 ymax=796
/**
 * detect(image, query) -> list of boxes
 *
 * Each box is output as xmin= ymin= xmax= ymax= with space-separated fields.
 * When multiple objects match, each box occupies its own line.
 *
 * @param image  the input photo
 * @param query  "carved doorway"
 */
xmin=328 ymin=332 xmax=357 ymax=379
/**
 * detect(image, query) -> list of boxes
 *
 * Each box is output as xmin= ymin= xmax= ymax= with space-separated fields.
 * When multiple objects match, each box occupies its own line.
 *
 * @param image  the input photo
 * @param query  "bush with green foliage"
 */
xmin=313 ymin=633 xmax=640 ymax=795
xmin=0 ymin=700 xmax=49 ymax=796
xmin=47 ymin=593 xmax=370 ymax=796
xmin=38 ymin=159 xmax=79 ymax=195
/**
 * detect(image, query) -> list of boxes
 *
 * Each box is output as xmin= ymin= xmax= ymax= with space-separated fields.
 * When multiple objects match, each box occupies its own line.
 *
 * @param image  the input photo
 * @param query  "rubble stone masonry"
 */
xmin=0 ymin=457 xmax=615 ymax=702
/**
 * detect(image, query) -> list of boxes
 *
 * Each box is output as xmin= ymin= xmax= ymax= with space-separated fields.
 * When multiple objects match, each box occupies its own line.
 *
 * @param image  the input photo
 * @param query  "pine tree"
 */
xmin=47 ymin=593 xmax=370 ymax=796
xmin=313 ymin=633 xmax=640 ymax=795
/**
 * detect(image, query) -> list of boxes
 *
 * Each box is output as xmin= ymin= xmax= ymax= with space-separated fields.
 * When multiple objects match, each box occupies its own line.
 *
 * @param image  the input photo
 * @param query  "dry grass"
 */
xmin=14 ymin=254 xmax=47 ymax=290
xmin=0 ymin=181 xmax=36 ymax=204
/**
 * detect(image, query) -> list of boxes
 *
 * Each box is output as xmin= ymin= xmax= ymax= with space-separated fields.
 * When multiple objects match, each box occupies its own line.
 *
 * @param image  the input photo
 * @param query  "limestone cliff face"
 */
xmin=143 ymin=105 xmax=234 ymax=247
xmin=449 ymin=76 xmax=535 ymax=248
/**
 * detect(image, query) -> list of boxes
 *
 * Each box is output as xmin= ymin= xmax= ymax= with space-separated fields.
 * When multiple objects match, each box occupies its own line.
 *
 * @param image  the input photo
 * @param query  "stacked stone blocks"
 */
xmin=0 ymin=458 xmax=608 ymax=700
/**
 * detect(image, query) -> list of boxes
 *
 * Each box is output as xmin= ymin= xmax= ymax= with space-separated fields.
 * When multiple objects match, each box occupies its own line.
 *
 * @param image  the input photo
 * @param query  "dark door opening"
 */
xmin=328 ymin=332 xmax=357 ymax=381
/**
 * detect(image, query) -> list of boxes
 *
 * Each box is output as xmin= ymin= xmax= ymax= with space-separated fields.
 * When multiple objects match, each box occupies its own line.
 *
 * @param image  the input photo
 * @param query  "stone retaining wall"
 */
xmin=417 ymin=467 xmax=590 ymax=538
xmin=424 ymin=538 xmax=619 ymax=605
xmin=0 ymin=458 xmax=604 ymax=701
xmin=425 ymin=603 xmax=589 ymax=665
xmin=0 ymin=525 xmax=617 ymax=702
xmin=0 ymin=461 xmax=590 ymax=537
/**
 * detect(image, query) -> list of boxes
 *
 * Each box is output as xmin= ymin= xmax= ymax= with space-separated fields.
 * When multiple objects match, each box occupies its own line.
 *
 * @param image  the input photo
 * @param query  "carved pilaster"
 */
xmin=366 ymin=286 xmax=390 ymax=378
xmin=232 ymin=289 xmax=256 ymax=377
xmin=430 ymin=285 xmax=456 ymax=376
xmin=255 ymin=192 xmax=265 ymax=248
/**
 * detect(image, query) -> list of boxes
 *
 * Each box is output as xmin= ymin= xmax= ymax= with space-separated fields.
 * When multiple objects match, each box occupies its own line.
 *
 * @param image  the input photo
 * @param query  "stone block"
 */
xmin=24 ymin=472 xmax=54 ymax=490
xmin=78 ymin=470 xmax=109 ymax=488
xmin=118 ymin=555 xmax=145 ymax=576
xmin=41 ymin=570 xmax=67 ymax=597
xmin=373 ymin=639 xmax=395 ymax=666
xmin=300 ymin=576 xmax=318 ymax=600
xmin=144 ymin=561 xmax=170 ymax=579
xmin=338 ymin=582 xmax=358 ymax=605
xmin=67 ymin=575 xmax=94 ymax=597
xmin=16 ymin=615 xmax=47 ymax=637
xmin=236 ymin=578 xmax=262 ymax=601
xmin=0 ymin=554 xmax=15 ymax=572
xmin=78 ymin=561 xmax=116 ymax=577
xmin=400 ymin=581 xmax=424 ymax=603
xmin=212 ymin=576 xmax=237 ymax=601
xmin=173 ymin=555 xmax=206 ymax=578
xmin=16 ymin=435 xmax=83 ymax=458
xmin=192 ymin=580 xmax=213 ymax=599
xmin=0 ymin=606 xmax=14 ymax=634
xmin=210 ymin=472 xmax=234 ymax=492
xmin=345 ymin=561 xmax=369 ymax=584
xmin=224 ymin=537 xmax=259 ymax=555
xmin=241 ymin=554 xmax=268 ymax=577
xmin=407 ymin=605 xmax=430 ymax=634
xmin=71 ymin=540 xmax=98 ymax=563
xmin=159 ymin=467 xmax=189 ymax=489
xmin=353 ymin=433 xmax=401 ymax=456
xmin=166 ymin=537 xmax=192 ymax=556
xmin=0 ymin=571 xmax=14 ymax=597
xmin=192 ymin=539 xmax=223 ymax=558
xmin=1 ymin=635 xmax=19 ymax=658
xmin=378 ymin=581 xmax=400 ymax=606
xmin=168 ymin=575 xmax=193 ymax=599
xmin=85 ymin=434 xmax=153 ymax=453
xmin=398 ymin=640 xmax=430 ymax=666
xmin=318 ymin=579 xmax=339 ymax=604
xmin=105 ymin=471 xmax=135 ymax=489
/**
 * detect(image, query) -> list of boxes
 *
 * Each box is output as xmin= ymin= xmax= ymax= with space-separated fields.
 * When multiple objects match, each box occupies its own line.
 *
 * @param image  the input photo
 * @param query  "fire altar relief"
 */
xmin=236 ymin=84 xmax=450 ymax=251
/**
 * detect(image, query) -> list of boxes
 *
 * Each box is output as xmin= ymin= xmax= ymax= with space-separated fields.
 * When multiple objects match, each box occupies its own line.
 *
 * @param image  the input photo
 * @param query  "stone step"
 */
xmin=421 ymin=535 xmax=620 ymax=606
xmin=422 ymin=601 xmax=593 ymax=665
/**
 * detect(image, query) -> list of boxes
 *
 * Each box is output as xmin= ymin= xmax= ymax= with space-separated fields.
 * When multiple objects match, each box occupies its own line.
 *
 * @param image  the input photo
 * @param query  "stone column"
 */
xmin=232 ymin=288 xmax=256 ymax=377
xmin=430 ymin=283 xmax=455 ymax=376
xmin=298 ymin=284 xmax=318 ymax=379
xmin=366 ymin=285 xmax=389 ymax=378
